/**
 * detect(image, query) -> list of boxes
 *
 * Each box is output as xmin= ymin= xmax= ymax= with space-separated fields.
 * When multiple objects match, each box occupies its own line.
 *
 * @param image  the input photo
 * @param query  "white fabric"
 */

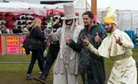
xmin=61 ymin=3 xmax=78 ymax=20
xmin=46 ymin=19 xmax=82 ymax=75
xmin=98 ymin=29 xmax=133 ymax=57
xmin=87 ymin=29 xmax=137 ymax=84
xmin=104 ymin=7 xmax=117 ymax=24
xmin=43 ymin=50 xmax=47 ymax=58
xmin=107 ymin=57 xmax=137 ymax=84
xmin=106 ymin=7 xmax=116 ymax=18
xmin=53 ymin=65 xmax=78 ymax=84
xmin=60 ymin=20 xmax=83 ymax=59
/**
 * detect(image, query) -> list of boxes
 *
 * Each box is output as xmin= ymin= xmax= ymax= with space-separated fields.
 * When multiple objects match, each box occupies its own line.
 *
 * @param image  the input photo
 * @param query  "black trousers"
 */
xmin=27 ymin=50 xmax=43 ymax=75
xmin=40 ymin=44 xmax=59 ymax=80
xmin=41 ymin=44 xmax=46 ymax=66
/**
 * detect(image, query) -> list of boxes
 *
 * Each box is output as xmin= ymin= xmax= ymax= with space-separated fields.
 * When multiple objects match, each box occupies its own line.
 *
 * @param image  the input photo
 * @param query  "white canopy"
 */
xmin=73 ymin=0 xmax=138 ymax=11
xmin=73 ymin=0 xmax=112 ymax=10
xmin=73 ymin=0 xmax=138 ymax=35
xmin=109 ymin=0 xmax=138 ymax=10
xmin=0 ymin=2 xmax=60 ymax=16
xmin=0 ymin=2 xmax=57 ymax=9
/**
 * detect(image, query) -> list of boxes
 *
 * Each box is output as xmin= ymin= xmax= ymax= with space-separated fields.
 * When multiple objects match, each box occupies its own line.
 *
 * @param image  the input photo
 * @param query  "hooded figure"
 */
xmin=46 ymin=3 xmax=83 ymax=84
xmin=83 ymin=7 xmax=137 ymax=84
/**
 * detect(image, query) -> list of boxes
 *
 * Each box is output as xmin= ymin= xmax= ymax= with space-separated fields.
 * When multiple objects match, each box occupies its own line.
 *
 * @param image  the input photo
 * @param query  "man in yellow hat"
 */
xmin=82 ymin=7 xmax=137 ymax=84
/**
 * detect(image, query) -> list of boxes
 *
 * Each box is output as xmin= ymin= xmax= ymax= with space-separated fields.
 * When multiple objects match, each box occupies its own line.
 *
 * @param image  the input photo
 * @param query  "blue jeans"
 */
xmin=27 ymin=50 xmax=43 ymax=75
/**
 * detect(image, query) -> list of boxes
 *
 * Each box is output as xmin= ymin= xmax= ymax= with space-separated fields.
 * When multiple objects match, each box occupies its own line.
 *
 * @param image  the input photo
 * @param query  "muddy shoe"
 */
xmin=34 ymin=77 xmax=45 ymax=83
xmin=26 ymin=75 xmax=34 ymax=80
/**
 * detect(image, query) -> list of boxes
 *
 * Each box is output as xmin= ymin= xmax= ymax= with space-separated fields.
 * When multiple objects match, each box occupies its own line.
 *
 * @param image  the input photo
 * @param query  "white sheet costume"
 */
xmin=46 ymin=3 xmax=83 ymax=84
xmin=87 ymin=29 xmax=137 ymax=84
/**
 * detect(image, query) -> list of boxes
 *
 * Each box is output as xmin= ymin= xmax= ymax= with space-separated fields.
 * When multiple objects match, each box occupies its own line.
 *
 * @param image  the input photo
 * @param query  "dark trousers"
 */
xmin=40 ymin=44 xmax=59 ymax=80
xmin=79 ymin=56 xmax=105 ymax=84
xmin=27 ymin=50 xmax=44 ymax=75
xmin=41 ymin=44 xmax=46 ymax=66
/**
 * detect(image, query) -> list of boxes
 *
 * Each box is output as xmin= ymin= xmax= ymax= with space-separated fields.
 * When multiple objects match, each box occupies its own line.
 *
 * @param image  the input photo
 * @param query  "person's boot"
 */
xmin=34 ymin=77 xmax=45 ymax=83
xmin=26 ymin=74 xmax=34 ymax=80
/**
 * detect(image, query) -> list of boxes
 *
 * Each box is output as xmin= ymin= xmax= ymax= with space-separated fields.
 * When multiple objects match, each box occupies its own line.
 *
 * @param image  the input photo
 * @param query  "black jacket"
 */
xmin=29 ymin=26 xmax=46 ymax=51
xmin=67 ymin=24 xmax=107 ymax=84
xmin=29 ymin=26 xmax=45 ymax=41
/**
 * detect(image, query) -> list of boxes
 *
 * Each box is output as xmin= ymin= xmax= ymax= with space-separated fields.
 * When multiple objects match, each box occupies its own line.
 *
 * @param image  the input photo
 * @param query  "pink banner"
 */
xmin=6 ymin=36 xmax=19 ymax=54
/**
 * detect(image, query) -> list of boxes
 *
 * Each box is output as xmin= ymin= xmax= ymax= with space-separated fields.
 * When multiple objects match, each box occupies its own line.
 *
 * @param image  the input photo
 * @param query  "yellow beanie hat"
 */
xmin=104 ymin=7 xmax=117 ymax=24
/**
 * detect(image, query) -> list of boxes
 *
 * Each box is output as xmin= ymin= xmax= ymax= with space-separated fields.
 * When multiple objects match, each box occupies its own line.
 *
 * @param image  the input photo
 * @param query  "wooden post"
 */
xmin=91 ymin=0 xmax=97 ymax=14
xmin=91 ymin=0 xmax=97 ymax=22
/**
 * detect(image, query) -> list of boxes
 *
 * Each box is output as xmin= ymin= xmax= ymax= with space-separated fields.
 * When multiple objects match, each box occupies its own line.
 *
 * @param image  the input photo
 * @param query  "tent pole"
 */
xmin=86 ymin=0 xmax=87 ymax=11
xmin=91 ymin=0 xmax=97 ymax=22
xmin=91 ymin=0 xmax=97 ymax=14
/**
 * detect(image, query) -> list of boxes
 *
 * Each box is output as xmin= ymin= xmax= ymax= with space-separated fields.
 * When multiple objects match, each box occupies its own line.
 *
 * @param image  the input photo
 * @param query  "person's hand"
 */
xmin=53 ymin=19 xmax=59 ymax=25
xmin=66 ymin=35 xmax=71 ymax=44
xmin=82 ymin=35 xmax=89 ymax=46
xmin=95 ymin=32 xmax=100 ymax=43
xmin=114 ymin=35 xmax=122 ymax=45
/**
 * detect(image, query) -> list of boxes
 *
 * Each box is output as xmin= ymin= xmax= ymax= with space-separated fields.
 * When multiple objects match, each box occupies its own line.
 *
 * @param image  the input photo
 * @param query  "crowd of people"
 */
xmin=2 ymin=3 xmax=136 ymax=84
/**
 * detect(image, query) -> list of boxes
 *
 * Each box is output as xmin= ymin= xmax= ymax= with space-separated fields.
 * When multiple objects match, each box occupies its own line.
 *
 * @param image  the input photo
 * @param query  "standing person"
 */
xmin=46 ymin=3 xmax=83 ymax=84
xmin=66 ymin=11 xmax=107 ymax=84
xmin=82 ymin=8 xmax=137 ymax=84
xmin=34 ymin=16 xmax=61 ymax=83
xmin=26 ymin=18 xmax=45 ymax=80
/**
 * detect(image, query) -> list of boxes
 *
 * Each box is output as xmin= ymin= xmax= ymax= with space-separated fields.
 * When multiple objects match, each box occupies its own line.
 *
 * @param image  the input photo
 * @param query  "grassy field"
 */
xmin=0 ymin=47 xmax=138 ymax=84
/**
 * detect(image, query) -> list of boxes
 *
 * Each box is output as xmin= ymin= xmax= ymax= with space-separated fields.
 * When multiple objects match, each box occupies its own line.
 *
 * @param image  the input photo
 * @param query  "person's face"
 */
xmin=65 ymin=19 xmax=73 ymax=25
xmin=82 ymin=15 xmax=92 ymax=28
xmin=105 ymin=23 xmax=114 ymax=33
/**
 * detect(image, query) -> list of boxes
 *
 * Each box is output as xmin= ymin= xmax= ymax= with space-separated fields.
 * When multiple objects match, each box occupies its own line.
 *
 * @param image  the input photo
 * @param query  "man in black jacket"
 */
xmin=66 ymin=11 xmax=107 ymax=84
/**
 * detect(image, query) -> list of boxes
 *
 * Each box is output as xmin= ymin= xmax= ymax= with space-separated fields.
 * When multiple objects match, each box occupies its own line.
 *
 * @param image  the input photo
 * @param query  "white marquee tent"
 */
xmin=73 ymin=0 xmax=138 ymax=10
xmin=0 ymin=1 xmax=57 ymax=9
xmin=0 ymin=1 xmax=60 ymax=16
xmin=73 ymin=0 xmax=138 ymax=35
xmin=73 ymin=0 xmax=112 ymax=10
xmin=0 ymin=0 xmax=138 ymax=35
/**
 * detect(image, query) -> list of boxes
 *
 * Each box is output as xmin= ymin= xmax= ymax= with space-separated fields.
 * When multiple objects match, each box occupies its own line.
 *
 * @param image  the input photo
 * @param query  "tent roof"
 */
xmin=0 ymin=2 xmax=57 ymax=9
xmin=73 ymin=0 xmax=112 ymax=9
xmin=73 ymin=0 xmax=138 ymax=10
xmin=109 ymin=0 xmax=138 ymax=10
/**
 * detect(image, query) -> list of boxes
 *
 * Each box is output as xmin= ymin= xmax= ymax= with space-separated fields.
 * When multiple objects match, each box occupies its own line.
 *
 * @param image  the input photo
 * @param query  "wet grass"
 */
xmin=0 ymin=47 xmax=138 ymax=84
